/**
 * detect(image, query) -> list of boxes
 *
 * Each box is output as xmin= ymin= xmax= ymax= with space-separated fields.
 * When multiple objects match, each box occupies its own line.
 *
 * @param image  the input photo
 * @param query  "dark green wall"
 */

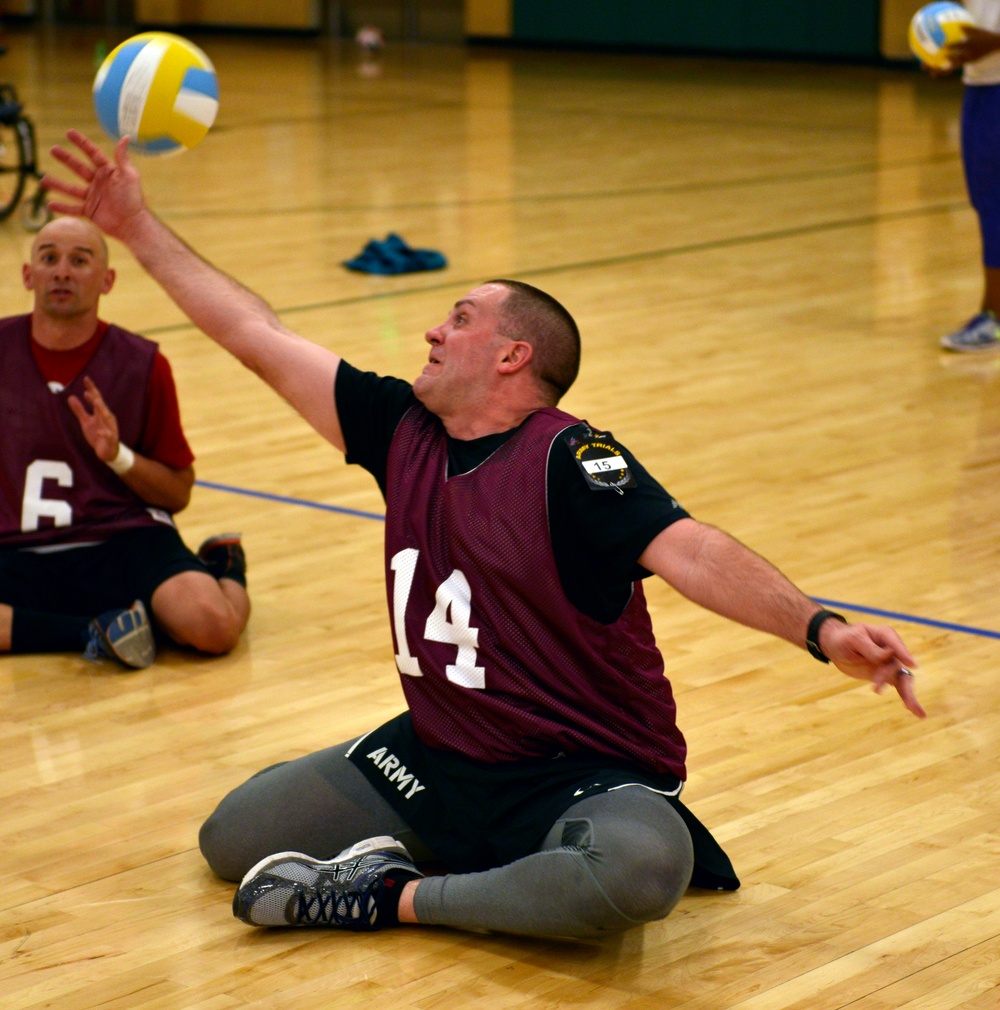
xmin=512 ymin=1 xmax=881 ymax=60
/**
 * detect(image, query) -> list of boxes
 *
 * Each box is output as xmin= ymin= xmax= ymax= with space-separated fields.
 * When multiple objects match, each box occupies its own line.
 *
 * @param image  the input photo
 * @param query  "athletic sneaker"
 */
xmin=83 ymin=599 xmax=156 ymax=670
xmin=233 ymin=836 xmax=423 ymax=929
xmin=197 ymin=532 xmax=246 ymax=584
xmin=940 ymin=312 xmax=1000 ymax=352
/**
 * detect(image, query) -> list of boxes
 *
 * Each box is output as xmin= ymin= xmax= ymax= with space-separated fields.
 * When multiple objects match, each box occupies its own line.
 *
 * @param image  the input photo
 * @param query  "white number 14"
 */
xmin=390 ymin=548 xmax=486 ymax=689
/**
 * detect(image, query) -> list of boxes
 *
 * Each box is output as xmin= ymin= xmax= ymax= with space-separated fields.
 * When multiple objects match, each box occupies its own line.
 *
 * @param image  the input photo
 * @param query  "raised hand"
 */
xmin=42 ymin=131 xmax=147 ymax=242
xmin=67 ymin=375 xmax=122 ymax=464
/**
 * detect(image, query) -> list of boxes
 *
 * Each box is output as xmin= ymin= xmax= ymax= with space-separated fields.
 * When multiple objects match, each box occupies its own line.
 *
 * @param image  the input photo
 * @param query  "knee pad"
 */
xmin=546 ymin=788 xmax=695 ymax=925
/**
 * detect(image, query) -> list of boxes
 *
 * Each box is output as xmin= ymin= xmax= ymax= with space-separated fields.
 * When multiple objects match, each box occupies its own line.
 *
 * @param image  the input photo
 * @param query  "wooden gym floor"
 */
xmin=1 ymin=24 xmax=999 ymax=1009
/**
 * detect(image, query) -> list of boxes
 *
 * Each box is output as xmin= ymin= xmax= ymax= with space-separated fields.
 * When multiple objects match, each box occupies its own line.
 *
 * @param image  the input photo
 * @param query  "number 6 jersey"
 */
xmin=0 ymin=315 xmax=174 ymax=547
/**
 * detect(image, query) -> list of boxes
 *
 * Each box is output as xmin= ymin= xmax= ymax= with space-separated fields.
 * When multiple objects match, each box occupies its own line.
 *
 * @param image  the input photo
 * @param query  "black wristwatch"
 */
xmin=806 ymin=609 xmax=846 ymax=663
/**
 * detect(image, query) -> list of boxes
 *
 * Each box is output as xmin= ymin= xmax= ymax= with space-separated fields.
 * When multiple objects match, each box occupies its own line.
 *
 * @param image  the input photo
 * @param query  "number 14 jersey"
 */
xmin=384 ymin=402 xmax=687 ymax=780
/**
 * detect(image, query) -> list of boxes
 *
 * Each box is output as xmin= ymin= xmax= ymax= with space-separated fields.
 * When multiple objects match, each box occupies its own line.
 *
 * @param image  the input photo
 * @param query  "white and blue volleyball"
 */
xmin=909 ymin=2 xmax=975 ymax=69
xmin=93 ymin=32 xmax=219 ymax=155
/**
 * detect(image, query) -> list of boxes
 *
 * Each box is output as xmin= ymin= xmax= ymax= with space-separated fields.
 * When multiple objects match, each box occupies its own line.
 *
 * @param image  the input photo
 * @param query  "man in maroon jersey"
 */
xmin=44 ymin=132 xmax=924 ymax=939
xmin=0 ymin=216 xmax=250 ymax=669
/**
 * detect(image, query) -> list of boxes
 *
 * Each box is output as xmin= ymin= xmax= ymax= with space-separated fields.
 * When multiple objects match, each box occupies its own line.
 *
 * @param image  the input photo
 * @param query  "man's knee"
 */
xmin=183 ymin=599 xmax=242 ymax=654
xmin=548 ymin=794 xmax=695 ymax=929
xmin=199 ymin=806 xmax=249 ymax=881
xmin=153 ymin=578 xmax=243 ymax=654
xmin=575 ymin=826 xmax=692 ymax=927
xmin=612 ymin=827 xmax=694 ymax=923
xmin=199 ymin=762 xmax=299 ymax=880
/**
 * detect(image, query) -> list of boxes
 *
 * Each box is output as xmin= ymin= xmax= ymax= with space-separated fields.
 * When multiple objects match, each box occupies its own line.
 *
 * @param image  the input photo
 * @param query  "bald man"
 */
xmin=0 ymin=217 xmax=250 ymax=669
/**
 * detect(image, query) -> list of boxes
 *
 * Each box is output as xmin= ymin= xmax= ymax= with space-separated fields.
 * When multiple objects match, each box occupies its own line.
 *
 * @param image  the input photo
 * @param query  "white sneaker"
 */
xmin=940 ymin=312 xmax=1000 ymax=352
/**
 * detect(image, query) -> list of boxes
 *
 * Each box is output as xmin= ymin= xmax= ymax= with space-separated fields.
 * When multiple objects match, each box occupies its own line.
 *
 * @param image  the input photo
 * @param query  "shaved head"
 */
xmin=488 ymin=280 xmax=581 ymax=404
xmin=32 ymin=216 xmax=109 ymax=267
xmin=23 ymin=215 xmax=116 ymax=330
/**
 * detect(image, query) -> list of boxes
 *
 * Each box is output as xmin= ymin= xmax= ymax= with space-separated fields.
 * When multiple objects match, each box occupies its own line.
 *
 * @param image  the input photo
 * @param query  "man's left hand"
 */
xmin=67 ymin=375 xmax=122 ymax=463
xmin=821 ymin=619 xmax=926 ymax=719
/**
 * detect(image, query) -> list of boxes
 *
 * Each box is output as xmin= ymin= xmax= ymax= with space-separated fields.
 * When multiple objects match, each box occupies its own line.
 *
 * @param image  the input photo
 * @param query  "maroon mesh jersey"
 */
xmin=384 ymin=403 xmax=687 ymax=779
xmin=0 ymin=314 xmax=175 ymax=548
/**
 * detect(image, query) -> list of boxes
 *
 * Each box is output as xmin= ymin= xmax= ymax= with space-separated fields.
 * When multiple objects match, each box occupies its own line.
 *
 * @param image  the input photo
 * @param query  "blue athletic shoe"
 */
xmin=233 ymin=836 xmax=422 ymax=929
xmin=83 ymin=599 xmax=156 ymax=670
xmin=940 ymin=312 xmax=1000 ymax=352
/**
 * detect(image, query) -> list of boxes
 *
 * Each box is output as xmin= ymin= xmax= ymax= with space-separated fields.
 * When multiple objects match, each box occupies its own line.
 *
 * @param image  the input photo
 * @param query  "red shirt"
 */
xmin=30 ymin=321 xmax=194 ymax=470
xmin=1 ymin=315 xmax=181 ymax=546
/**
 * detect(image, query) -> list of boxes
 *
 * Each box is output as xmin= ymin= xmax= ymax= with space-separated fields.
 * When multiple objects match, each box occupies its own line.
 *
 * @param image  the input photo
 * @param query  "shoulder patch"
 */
xmin=563 ymin=425 xmax=637 ymax=494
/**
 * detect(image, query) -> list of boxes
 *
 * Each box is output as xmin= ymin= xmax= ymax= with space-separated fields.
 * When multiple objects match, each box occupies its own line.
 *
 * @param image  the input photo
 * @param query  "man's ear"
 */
xmin=101 ymin=267 xmax=116 ymax=296
xmin=498 ymin=340 xmax=533 ymax=375
xmin=22 ymin=262 xmax=34 ymax=292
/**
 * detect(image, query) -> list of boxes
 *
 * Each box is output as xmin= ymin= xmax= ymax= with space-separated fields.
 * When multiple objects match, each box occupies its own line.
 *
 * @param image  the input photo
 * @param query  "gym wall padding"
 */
xmin=509 ymin=0 xmax=882 ymax=60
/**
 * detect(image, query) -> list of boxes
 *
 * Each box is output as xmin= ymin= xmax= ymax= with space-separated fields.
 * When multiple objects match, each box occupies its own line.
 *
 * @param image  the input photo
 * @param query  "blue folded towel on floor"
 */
xmin=343 ymin=233 xmax=447 ymax=275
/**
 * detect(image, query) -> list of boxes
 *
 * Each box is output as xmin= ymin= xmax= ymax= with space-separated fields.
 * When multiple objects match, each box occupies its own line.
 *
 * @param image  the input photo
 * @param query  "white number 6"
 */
xmin=21 ymin=460 xmax=73 ymax=532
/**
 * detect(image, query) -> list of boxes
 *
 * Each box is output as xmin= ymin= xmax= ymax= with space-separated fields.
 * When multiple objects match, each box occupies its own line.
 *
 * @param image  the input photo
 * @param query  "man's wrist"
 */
xmin=106 ymin=442 xmax=135 ymax=475
xmin=806 ymin=609 xmax=846 ymax=663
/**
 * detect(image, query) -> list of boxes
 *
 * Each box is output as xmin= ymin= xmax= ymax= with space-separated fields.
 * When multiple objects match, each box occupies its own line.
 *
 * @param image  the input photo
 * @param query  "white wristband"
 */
xmin=107 ymin=442 xmax=136 ymax=476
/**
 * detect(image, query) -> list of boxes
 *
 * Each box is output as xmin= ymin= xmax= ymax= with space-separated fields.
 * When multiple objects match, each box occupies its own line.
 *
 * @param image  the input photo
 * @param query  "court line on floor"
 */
xmin=196 ymin=479 xmax=999 ymax=642
xmin=814 ymin=598 xmax=1000 ymax=641
xmin=195 ymin=479 xmax=385 ymax=522
xmin=146 ymin=199 xmax=970 ymax=337
xmin=164 ymin=152 xmax=961 ymax=222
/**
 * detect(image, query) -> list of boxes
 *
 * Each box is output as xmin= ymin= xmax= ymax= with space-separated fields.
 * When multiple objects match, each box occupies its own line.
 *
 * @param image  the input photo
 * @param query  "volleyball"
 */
xmin=92 ymin=32 xmax=219 ymax=155
xmin=908 ymin=2 xmax=975 ymax=69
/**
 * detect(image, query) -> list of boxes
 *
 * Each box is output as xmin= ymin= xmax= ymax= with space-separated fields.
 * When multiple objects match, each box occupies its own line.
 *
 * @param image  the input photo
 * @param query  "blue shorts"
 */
xmin=962 ymin=84 xmax=1000 ymax=268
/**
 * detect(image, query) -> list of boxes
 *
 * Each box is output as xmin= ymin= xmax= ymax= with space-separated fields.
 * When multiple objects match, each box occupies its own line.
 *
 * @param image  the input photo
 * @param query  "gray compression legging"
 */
xmin=199 ymin=739 xmax=695 ymax=939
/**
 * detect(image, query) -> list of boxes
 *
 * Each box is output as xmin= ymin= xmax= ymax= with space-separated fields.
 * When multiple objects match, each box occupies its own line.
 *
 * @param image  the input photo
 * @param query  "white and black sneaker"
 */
xmin=233 ymin=836 xmax=423 ymax=929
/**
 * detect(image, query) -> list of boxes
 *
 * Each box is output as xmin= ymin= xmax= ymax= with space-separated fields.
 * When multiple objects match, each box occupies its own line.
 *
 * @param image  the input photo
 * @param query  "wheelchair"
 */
xmin=0 ymin=83 xmax=52 ymax=231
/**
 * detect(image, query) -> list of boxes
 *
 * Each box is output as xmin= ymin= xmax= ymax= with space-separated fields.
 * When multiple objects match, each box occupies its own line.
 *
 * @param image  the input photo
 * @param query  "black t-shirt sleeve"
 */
xmin=548 ymin=425 xmax=690 ymax=623
xmin=335 ymin=373 xmax=686 ymax=624
xmin=336 ymin=360 xmax=417 ymax=497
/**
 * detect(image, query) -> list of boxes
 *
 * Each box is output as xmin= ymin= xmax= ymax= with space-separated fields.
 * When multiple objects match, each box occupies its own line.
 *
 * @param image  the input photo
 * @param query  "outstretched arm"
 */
xmin=640 ymin=518 xmax=926 ymax=719
xmin=43 ymin=131 xmax=347 ymax=452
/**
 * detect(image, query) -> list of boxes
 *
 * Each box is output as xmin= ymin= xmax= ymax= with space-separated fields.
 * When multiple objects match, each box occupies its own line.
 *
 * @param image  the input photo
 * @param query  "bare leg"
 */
xmin=982 ymin=265 xmax=1000 ymax=315
xmin=151 ymin=569 xmax=250 ymax=654
xmin=0 ymin=604 xmax=11 ymax=651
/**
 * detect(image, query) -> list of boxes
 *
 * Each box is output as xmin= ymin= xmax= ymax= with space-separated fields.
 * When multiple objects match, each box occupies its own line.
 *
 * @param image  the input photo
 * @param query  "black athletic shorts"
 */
xmin=348 ymin=712 xmax=739 ymax=890
xmin=0 ymin=525 xmax=208 ymax=616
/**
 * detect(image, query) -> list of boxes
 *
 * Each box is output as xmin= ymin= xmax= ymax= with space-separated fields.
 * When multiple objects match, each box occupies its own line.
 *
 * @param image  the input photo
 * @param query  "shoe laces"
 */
xmin=82 ymin=622 xmax=111 ymax=662
xmin=294 ymin=879 xmax=377 ymax=926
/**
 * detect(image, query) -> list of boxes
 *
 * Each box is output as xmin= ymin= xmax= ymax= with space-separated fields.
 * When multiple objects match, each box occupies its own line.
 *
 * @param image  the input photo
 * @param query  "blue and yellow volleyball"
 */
xmin=93 ymin=32 xmax=219 ymax=156
xmin=908 ymin=2 xmax=975 ymax=69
